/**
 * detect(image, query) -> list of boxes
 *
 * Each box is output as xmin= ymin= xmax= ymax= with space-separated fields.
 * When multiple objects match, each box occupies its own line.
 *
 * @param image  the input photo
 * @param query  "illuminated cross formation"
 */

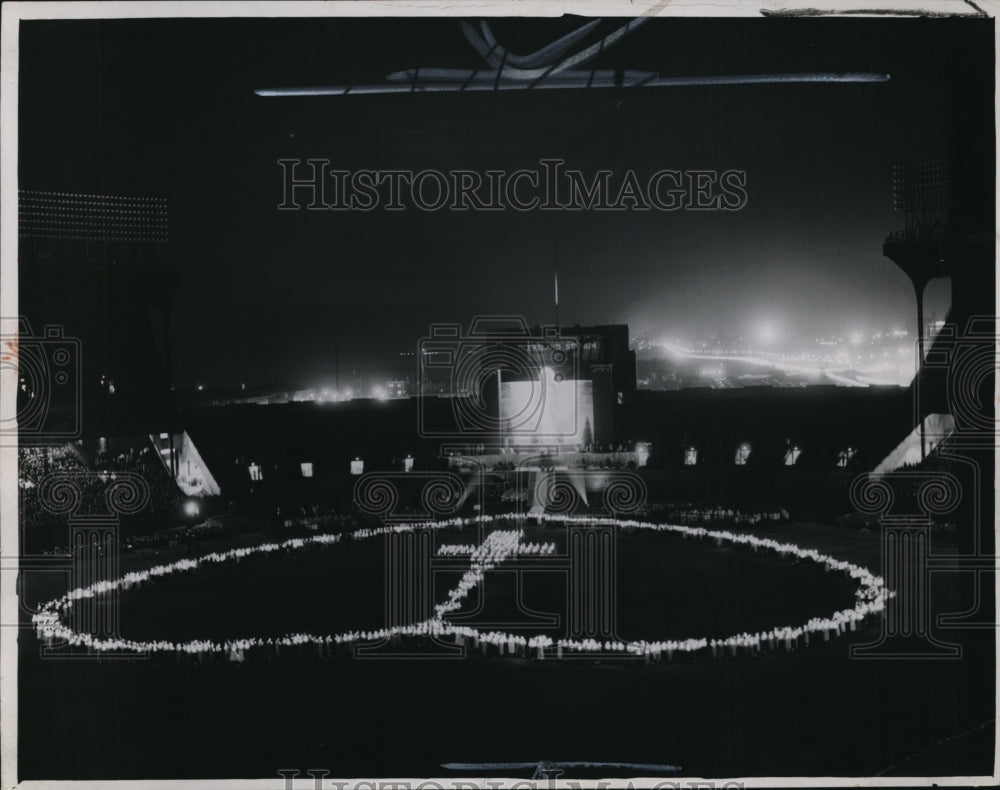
xmin=432 ymin=522 xmax=620 ymax=642
xmin=361 ymin=520 xmax=622 ymax=659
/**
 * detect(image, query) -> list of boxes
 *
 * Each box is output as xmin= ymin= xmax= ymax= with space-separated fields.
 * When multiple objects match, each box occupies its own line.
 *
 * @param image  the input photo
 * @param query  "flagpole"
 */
xmin=553 ymin=236 xmax=560 ymax=330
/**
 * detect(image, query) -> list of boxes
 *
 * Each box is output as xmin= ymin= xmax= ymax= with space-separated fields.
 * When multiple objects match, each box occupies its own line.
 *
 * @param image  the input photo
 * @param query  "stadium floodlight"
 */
xmin=891 ymin=159 xmax=949 ymax=214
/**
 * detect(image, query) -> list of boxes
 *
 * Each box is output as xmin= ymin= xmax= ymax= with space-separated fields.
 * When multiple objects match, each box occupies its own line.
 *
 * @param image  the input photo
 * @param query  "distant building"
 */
xmin=386 ymin=378 xmax=410 ymax=398
xmin=550 ymin=323 xmax=637 ymax=446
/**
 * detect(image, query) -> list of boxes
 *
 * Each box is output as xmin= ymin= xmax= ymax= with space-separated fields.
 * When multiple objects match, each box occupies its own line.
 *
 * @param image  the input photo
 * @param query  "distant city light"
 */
xmin=756 ymin=322 xmax=778 ymax=345
xmin=657 ymin=323 xmax=915 ymax=388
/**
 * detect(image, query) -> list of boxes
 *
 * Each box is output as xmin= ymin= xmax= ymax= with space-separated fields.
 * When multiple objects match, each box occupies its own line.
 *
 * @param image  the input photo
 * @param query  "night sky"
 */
xmin=17 ymin=15 xmax=989 ymax=389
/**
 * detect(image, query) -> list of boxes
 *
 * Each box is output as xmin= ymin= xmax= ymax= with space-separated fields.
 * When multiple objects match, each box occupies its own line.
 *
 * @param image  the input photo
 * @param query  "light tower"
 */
xmin=882 ymin=159 xmax=951 ymax=461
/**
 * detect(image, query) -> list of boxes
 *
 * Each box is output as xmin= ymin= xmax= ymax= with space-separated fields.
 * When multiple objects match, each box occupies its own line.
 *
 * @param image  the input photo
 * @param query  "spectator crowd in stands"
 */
xmin=19 ymin=440 xmax=186 ymax=552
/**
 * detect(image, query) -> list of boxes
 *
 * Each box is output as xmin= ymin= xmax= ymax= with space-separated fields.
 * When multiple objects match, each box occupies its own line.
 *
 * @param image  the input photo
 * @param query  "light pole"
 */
xmin=882 ymin=159 xmax=950 ymax=463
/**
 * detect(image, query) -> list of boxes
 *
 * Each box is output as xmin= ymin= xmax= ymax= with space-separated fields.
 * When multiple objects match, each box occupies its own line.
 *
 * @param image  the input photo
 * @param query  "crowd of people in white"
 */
xmin=436 ymin=540 xmax=556 ymax=556
xmin=642 ymin=503 xmax=790 ymax=526
xmin=32 ymin=513 xmax=891 ymax=664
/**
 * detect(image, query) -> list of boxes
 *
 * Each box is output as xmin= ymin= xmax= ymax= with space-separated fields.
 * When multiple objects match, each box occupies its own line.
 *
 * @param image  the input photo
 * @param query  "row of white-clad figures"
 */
xmin=36 ymin=613 xmax=861 ymax=664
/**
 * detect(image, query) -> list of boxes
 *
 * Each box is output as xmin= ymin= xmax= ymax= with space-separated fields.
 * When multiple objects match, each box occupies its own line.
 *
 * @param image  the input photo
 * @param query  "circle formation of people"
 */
xmin=32 ymin=514 xmax=892 ymax=663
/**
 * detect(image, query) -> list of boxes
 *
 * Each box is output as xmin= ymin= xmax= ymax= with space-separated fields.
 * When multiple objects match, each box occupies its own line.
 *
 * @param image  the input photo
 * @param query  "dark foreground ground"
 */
xmin=16 ymin=521 xmax=996 ymax=781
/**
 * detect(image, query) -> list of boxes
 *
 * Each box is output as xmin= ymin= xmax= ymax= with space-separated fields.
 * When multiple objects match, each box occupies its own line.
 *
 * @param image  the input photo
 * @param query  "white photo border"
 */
xmin=1 ymin=1 xmax=997 ymax=788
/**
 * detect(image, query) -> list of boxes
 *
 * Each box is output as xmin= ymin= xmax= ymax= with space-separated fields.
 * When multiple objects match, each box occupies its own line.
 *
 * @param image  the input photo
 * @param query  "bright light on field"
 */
xmin=756 ymin=322 xmax=778 ymax=345
xmin=184 ymin=500 xmax=200 ymax=517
